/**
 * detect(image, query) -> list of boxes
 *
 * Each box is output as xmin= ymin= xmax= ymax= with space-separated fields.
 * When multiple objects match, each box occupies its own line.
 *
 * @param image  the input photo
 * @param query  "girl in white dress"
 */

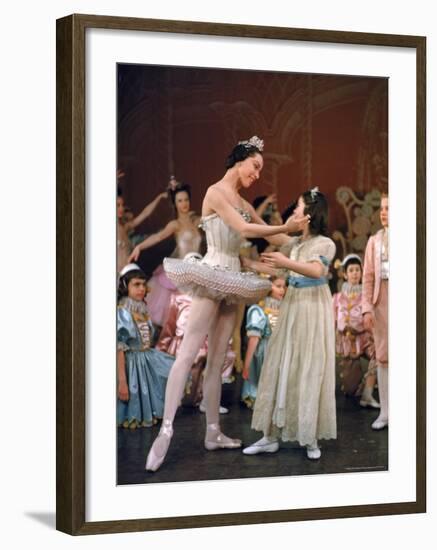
xmin=244 ymin=188 xmax=337 ymax=460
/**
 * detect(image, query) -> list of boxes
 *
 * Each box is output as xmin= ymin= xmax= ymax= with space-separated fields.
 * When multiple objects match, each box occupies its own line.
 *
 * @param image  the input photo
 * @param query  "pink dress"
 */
xmin=156 ymin=293 xmax=236 ymax=389
xmin=146 ymin=225 xmax=202 ymax=326
xmin=333 ymin=283 xmax=375 ymax=361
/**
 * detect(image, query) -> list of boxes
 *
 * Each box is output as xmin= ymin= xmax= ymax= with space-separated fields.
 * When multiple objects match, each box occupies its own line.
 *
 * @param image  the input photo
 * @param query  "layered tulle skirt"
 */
xmin=163 ymin=256 xmax=271 ymax=304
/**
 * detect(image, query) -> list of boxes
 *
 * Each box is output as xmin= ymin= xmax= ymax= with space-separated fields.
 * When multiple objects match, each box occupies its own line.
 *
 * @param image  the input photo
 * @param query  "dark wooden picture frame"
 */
xmin=56 ymin=13 xmax=426 ymax=535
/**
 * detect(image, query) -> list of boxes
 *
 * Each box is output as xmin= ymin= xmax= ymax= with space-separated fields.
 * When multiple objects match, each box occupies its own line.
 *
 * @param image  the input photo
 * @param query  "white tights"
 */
xmin=162 ymin=296 xmax=238 ymax=427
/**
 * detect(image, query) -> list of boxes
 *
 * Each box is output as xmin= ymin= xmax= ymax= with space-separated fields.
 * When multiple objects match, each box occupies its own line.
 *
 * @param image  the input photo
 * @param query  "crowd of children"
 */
xmin=117 ymin=164 xmax=388 ymax=467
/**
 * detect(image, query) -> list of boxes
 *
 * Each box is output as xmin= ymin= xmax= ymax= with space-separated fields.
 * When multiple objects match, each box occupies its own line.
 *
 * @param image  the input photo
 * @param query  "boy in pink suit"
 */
xmin=362 ymin=194 xmax=389 ymax=430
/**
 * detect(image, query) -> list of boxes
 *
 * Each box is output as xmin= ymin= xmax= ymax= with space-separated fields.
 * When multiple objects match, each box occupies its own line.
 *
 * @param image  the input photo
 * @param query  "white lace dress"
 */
xmin=251 ymin=235 xmax=337 ymax=445
xmin=164 ymin=208 xmax=271 ymax=304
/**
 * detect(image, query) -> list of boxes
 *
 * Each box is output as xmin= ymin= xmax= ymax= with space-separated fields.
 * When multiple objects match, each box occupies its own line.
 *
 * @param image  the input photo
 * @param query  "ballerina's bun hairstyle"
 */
xmin=225 ymin=135 xmax=264 ymax=169
xmin=169 ymin=182 xmax=192 ymax=206
xmin=301 ymin=187 xmax=329 ymax=236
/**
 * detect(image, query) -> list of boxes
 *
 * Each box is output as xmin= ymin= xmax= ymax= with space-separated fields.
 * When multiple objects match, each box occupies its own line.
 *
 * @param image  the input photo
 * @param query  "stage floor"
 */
xmin=117 ymin=377 xmax=388 ymax=485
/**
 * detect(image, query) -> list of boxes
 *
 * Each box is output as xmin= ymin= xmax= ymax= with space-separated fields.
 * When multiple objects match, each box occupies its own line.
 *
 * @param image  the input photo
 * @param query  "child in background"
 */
xmin=117 ymin=263 xmax=175 ymax=429
xmin=333 ymin=254 xmax=380 ymax=408
xmin=362 ymin=193 xmax=389 ymax=430
xmin=241 ymin=275 xmax=286 ymax=409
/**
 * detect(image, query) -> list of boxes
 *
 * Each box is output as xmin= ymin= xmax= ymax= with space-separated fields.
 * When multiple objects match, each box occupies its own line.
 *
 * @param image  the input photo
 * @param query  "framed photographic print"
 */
xmin=56 ymin=13 xmax=426 ymax=535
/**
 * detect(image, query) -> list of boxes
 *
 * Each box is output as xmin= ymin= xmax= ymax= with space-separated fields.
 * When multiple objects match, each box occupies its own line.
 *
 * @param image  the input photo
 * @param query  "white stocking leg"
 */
xmin=145 ymin=297 xmax=219 ymax=471
xmin=203 ymin=302 xmax=241 ymax=449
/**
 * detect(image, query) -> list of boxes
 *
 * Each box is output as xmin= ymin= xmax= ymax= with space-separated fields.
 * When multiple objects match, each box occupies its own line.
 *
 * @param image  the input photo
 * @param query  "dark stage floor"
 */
xmin=117 ymin=379 xmax=388 ymax=485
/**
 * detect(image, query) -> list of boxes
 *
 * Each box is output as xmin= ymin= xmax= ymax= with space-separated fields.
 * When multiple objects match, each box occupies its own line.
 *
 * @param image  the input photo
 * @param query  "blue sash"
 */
xmin=287 ymin=275 xmax=328 ymax=288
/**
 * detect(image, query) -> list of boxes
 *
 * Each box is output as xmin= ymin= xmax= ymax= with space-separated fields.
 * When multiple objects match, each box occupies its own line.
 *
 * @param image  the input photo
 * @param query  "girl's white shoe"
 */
xmin=306 ymin=442 xmax=321 ymax=460
xmin=242 ymin=436 xmax=279 ymax=455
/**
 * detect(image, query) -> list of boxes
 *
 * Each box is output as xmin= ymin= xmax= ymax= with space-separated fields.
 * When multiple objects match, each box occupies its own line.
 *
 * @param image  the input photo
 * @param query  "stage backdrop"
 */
xmin=117 ymin=64 xmax=388 ymax=273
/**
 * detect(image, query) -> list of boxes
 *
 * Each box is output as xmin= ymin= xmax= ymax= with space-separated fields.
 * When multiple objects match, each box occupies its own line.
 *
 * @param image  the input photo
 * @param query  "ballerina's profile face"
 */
xmin=238 ymin=153 xmax=264 ymax=188
xmin=127 ymin=277 xmax=147 ymax=301
xmin=380 ymin=196 xmax=389 ymax=228
xmin=174 ymin=191 xmax=191 ymax=215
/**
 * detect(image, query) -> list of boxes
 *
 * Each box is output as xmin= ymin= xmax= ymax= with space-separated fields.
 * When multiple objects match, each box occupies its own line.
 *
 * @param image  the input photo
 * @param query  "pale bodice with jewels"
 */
xmin=200 ymin=208 xmax=251 ymax=271
xmin=171 ymin=224 xmax=202 ymax=259
xmin=163 ymin=207 xmax=271 ymax=303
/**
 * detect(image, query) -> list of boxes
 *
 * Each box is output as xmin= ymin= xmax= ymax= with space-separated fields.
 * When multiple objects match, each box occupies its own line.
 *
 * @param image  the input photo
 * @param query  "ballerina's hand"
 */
xmin=285 ymin=212 xmax=310 ymax=233
xmin=261 ymin=251 xmax=288 ymax=269
xmin=128 ymin=246 xmax=140 ymax=263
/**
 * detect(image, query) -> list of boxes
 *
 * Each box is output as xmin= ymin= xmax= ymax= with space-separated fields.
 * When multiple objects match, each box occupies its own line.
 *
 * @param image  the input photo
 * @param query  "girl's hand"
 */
xmin=240 ymin=256 xmax=253 ymax=270
xmin=118 ymin=382 xmax=129 ymax=402
xmin=363 ymin=312 xmax=374 ymax=331
xmin=128 ymin=246 xmax=141 ymax=263
xmin=242 ymin=366 xmax=250 ymax=380
xmin=285 ymin=212 xmax=310 ymax=233
xmin=261 ymin=251 xmax=288 ymax=269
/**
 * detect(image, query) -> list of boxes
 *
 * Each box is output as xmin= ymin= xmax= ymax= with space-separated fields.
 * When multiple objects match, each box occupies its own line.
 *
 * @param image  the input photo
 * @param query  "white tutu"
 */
xmin=163 ymin=257 xmax=271 ymax=304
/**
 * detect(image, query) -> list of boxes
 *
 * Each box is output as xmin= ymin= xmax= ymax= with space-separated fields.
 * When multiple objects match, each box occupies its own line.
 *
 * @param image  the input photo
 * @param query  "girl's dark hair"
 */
xmin=281 ymin=200 xmax=297 ymax=222
xmin=118 ymin=268 xmax=147 ymax=301
xmin=343 ymin=257 xmax=362 ymax=272
xmin=225 ymin=143 xmax=261 ymax=169
xmin=169 ymin=182 xmax=191 ymax=207
xmin=301 ymin=189 xmax=329 ymax=236
xmin=249 ymin=195 xmax=274 ymax=254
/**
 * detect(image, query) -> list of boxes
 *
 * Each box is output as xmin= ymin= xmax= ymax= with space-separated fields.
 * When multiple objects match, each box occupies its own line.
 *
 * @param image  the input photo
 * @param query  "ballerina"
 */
xmin=129 ymin=182 xmax=202 ymax=326
xmin=144 ymin=136 xmax=309 ymax=471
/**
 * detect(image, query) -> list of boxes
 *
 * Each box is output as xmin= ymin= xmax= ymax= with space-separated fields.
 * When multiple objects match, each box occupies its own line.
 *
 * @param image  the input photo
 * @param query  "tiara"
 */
xmin=310 ymin=186 xmax=319 ymax=200
xmin=238 ymin=135 xmax=264 ymax=152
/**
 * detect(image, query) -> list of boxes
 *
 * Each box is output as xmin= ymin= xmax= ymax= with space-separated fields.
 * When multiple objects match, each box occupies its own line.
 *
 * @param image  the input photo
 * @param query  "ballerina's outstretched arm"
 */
xmin=128 ymin=220 xmax=178 ymax=262
xmin=204 ymin=187 xmax=308 ymax=240
xmin=124 ymin=191 xmax=168 ymax=232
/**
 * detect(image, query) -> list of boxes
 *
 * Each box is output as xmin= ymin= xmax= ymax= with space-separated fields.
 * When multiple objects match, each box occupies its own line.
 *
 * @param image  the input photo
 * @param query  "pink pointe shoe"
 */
xmin=204 ymin=423 xmax=242 ymax=451
xmin=145 ymin=419 xmax=173 ymax=472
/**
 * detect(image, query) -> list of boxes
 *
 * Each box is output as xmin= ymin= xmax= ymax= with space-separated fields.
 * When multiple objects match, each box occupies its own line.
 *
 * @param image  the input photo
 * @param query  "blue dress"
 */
xmin=117 ymin=297 xmax=175 ymax=427
xmin=241 ymin=297 xmax=281 ymax=407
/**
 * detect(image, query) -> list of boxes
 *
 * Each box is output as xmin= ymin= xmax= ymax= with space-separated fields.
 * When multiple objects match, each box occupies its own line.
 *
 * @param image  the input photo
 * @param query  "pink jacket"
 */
xmin=362 ymin=229 xmax=384 ymax=315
